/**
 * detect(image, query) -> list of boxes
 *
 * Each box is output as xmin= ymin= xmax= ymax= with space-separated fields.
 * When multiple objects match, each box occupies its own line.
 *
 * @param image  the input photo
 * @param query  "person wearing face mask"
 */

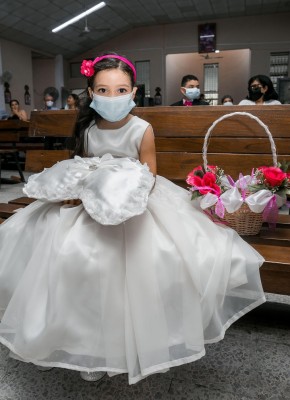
xmin=43 ymin=93 xmax=59 ymax=110
xmin=221 ymin=95 xmax=234 ymax=106
xmin=170 ymin=75 xmax=209 ymax=106
xmin=238 ymin=75 xmax=281 ymax=105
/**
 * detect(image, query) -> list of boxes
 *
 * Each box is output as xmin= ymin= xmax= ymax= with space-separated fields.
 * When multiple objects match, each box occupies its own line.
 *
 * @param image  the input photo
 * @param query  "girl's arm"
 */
xmin=139 ymin=125 xmax=157 ymax=176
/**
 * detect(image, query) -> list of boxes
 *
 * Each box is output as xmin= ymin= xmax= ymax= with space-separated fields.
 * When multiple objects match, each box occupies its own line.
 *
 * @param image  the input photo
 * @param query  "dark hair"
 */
xmin=68 ymin=93 xmax=80 ymax=107
xmin=221 ymin=95 xmax=233 ymax=104
xmin=72 ymin=52 xmax=135 ymax=157
xmin=247 ymin=74 xmax=279 ymax=101
xmin=9 ymin=99 xmax=19 ymax=107
xmin=181 ymin=75 xmax=199 ymax=87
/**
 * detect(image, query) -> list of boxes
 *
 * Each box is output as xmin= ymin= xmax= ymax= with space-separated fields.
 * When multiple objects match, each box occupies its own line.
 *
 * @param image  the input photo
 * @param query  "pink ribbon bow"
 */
xmin=262 ymin=195 xmax=279 ymax=229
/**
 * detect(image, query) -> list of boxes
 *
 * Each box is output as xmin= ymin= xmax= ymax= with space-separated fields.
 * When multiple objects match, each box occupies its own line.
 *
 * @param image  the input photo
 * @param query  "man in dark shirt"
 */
xmin=171 ymin=75 xmax=209 ymax=106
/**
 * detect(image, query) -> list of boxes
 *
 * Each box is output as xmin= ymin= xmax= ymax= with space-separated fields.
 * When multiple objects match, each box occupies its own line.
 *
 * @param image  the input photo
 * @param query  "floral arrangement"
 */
xmin=186 ymin=165 xmax=225 ymax=199
xmin=186 ymin=163 xmax=290 ymax=226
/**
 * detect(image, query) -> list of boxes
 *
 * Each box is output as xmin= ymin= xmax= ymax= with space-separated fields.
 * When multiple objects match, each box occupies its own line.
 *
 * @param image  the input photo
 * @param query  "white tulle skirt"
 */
xmin=0 ymin=176 xmax=265 ymax=384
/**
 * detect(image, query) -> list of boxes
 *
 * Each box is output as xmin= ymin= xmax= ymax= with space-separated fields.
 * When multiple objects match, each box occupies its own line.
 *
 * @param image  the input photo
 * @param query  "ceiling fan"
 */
xmin=74 ymin=0 xmax=110 ymax=37
xmin=77 ymin=15 xmax=110 ymax=37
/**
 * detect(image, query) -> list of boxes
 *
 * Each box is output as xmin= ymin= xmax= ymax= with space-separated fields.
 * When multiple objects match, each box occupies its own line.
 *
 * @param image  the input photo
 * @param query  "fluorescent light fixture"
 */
xmin=52 ymin=2 xmax=106 ymax=33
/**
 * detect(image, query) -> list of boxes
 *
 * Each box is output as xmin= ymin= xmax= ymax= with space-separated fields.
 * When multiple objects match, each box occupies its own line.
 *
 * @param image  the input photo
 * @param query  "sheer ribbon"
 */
xmin=196 ymin=174 xmax=284 ymax=225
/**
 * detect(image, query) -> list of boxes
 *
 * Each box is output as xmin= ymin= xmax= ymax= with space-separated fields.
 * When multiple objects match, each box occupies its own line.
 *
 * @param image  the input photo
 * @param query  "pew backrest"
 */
xmin=0 ymin=120 xmax=29 ymax=145
xmin=132 ymin=105 xmax=290 ymax=187
xmin=25 ymin=110 xmax=76 ymax=172
xmin=28 ymin=110 xmax=78 ymax=137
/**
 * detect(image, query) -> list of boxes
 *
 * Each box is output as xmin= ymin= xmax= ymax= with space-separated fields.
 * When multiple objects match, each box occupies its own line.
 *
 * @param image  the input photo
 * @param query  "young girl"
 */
xmin=0 ymin=53 xmax=265 ymax=385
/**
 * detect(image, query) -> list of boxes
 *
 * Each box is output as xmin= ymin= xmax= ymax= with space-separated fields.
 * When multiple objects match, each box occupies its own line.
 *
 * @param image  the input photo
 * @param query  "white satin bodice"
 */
xmin=85 ymin=116 xmax=150 ymax=159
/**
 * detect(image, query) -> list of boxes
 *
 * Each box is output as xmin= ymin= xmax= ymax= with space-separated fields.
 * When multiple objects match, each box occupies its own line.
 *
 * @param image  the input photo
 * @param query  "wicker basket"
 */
xmin=203 ymin=111 xmax=278 ymax=236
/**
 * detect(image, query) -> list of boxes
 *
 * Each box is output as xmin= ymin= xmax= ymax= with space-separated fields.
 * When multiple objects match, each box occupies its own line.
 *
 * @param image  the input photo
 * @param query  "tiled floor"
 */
xmin=0 ymin=170 xmax=290 ymax=400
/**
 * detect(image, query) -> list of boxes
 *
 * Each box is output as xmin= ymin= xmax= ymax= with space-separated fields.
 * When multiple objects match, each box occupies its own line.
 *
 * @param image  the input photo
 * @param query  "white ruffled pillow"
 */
xmin=23 ymin=154 xmax=155 ymax=225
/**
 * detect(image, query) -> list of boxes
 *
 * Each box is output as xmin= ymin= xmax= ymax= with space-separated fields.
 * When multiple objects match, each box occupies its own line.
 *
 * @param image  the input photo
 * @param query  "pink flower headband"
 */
xmin=80 ymin=54 xmax=137 ymax=82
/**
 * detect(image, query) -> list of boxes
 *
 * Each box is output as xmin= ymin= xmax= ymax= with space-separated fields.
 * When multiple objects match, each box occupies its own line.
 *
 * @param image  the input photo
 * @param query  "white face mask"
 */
xmin=223 ymin=101 xmax=233 ymax=106
xmin=90 ymin=92 xmax=136 ymax=122
xmin=185 ymin=88 xmax=200 ymax=100
xmin=46 ymin=101 xmax=54 ymax=107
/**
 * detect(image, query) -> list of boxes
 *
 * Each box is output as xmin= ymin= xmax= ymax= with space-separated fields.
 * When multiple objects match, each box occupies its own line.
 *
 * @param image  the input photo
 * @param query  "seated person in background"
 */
xmin=171 ymin=75 xmax=209 ymax=106
xmin=8 ymin=99 xmax=28 ymax=121
xmin=221 ymin=95 xmax=234 ymax=106
xmin=44 ymin=93 xmax=59 ymax=110
xmin=65 ymin=94 xmax=79 ymax=110
xmin=239 ymin=75 xmax=281 ymax=105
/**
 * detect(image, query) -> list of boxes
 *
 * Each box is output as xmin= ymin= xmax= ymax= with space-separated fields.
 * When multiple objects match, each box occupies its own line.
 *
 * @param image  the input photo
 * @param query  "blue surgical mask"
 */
xmin=223 ymin=101 xmax=233 ymax=106
xmin=185 ymin=88 xmax=200 ymax=100
xmin=90 ymin=92 xmax=136 ymax=122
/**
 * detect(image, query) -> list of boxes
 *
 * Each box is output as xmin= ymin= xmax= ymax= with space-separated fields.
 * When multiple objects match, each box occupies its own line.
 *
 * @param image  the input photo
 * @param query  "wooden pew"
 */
xmin=0 ymin=120 xmax=30 ymax=143
xmin=132 ymin=105 xmax=290 ymax=296
xmin=0 ymin=120 xmax=30 ymax=183
xmin=0 ymin=119 xmax=43 ymax=151
xmin=133 ymin=105 xmax=290 ymax=186
xmin=25 ymin=110 xmax=77 ymax=172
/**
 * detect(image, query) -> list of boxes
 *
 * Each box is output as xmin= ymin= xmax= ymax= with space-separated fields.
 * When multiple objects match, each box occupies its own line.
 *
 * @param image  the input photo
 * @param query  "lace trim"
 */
xmin=82 ymin=160 xmax=154 ymax=225
xmin=23 ymin=155 xmax=155 ymax=224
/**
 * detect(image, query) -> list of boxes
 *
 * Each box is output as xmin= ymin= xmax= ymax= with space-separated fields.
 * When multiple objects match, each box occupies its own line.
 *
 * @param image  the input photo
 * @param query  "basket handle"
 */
xmin=202 ymin=111 xmax=278 ymax=170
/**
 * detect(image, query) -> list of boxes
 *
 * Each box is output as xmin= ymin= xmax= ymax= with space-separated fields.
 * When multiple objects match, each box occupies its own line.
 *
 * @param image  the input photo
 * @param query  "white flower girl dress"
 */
xmin=0 ymin=116 xmax=265 ymax=384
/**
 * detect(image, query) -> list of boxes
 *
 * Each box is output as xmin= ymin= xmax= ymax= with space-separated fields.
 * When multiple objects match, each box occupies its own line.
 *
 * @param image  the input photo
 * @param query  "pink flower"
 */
xmin=260 ymin=167 xmax=287 ymax=188
xmin=80 ymin=60 xmax=95 ymax=77
xmin=187 ymin=170 xmax=221 ymax=196
xmin=200 ymin=172 xmax=221 ymax=195
xmin=192 ymin=166 xmax=203 ymax=173
xmin=186 ymin=172 xmax=202 ymax=186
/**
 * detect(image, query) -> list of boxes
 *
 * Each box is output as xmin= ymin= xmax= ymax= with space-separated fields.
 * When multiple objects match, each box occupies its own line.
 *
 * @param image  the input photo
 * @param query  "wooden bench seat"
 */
xmin=0 ymin=197 xmax=36 ymax=223
xmin=0 ymin=120 xmax=30 ymax=183
xmin=8 ymin=197 xmax=36 ymax=206
xmin=0 ymin=203 xmax=26 ymax=218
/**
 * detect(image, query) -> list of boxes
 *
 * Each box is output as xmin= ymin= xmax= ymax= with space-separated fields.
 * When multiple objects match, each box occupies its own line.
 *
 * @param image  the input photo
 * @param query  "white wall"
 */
xmin=166 ymin=49 xmax=250 ymax=105
xmin=68 ymin=12 xmax=290 ymax=105
xmin=0 ymin=39 xmax=34 ymax=117
xmin=0 ymin=40 xmax=65 ymax=113
xmin=164 ymin=48 xmax=246 ymax=104
xmin=32 ymin=58 xmax=56 ymax=110
xmin=32 ymin=56 xmax=66 ymax=110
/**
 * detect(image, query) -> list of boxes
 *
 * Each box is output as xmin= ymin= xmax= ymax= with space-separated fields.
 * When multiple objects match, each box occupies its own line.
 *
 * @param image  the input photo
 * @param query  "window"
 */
xmin=203 ymin=63 xmax=219 ymax=105
xmin=269 ymin=52 xmax=289 ymax=90
xmin=135 ymin=60 xmax=150 ymax=96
